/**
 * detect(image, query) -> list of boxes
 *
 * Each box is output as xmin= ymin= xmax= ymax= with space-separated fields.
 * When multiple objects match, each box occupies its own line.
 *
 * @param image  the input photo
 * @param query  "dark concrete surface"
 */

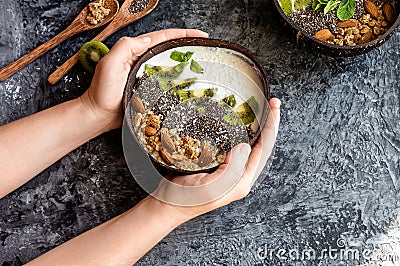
xmin=1 ymin=0 xmax=399 ymax=265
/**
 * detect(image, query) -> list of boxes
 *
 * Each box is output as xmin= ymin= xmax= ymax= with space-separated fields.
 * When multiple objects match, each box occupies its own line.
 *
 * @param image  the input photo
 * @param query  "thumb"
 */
xmin=226 ymin=143 xmax=251 ymax=176
xmin=105 ymin=36 xmax=153 ymax=68
xmin=208 ymin=143 xmax=251 ymax=184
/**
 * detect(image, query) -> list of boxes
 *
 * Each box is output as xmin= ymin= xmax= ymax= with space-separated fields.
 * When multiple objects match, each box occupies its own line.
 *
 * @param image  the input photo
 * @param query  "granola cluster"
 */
xmin=86 ymin=0 xmax=111 ymax=25
xmin=177 ymin=136 xmax=201 ymax=160
xmin=135 ymin=106 xmax=224 ymax=171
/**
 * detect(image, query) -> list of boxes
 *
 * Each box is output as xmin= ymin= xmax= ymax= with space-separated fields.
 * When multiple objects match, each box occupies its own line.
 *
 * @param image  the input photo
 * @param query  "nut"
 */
xmin=360 ymin=25 xmax=371 ymax=34
xmin=364 ymin=1 xmax=379 ymax=19
xmin=197 ymin=143 xmax=213 ymax=168
xmin=373 ymin=27 xmax=383 ymax=35
xmin=159 ymin=149 xmax=174 ymax=166
xmin=337 ymin=19 xmax=359 ymax=28
xmin=345 ymin=28 xmax=354 ymax=35
xmin=358 ymin=30 xmax=373 ymax=45
xmin=145 ymin=126 xmax=157 ymax=136
xmin=314 ymin=29 xmax=334 ymax=41
xmin=132 ymin=96 xmax=146 ymax=113
xmin=134 ymin=113 xmax=143 ymax=128
xmin=368 ymin=20 xmax=377 ymax=27
xmin=161 ymin=129 xmax=176 ymax=153
xmin=146 ymin=114 xmax=161 ymax=128
xmin=383 ymin=3 xmax=396 ymax=24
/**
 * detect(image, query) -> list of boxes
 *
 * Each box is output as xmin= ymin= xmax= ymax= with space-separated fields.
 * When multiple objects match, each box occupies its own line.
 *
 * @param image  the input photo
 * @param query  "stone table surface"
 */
xmin=0 ymin=0 xmax=399 ymax=265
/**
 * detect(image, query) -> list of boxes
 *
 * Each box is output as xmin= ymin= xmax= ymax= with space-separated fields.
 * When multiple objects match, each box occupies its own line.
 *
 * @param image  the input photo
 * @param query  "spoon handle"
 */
xmin=0 ymin=26 xmax=78 ymax=82
xmin=47 ymin=22 xmax=125 ymax=85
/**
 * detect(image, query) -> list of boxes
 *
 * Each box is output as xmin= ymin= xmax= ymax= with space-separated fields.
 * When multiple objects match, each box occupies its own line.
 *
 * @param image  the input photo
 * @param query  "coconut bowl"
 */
xmin=272 ymin=0 xmax=400 ymax=57
xmin=123 ymin=38 xmax=271 ymax=175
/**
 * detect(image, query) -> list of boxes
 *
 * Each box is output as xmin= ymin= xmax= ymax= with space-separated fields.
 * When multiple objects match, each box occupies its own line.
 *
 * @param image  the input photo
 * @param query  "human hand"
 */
xmin=79 ymin=29 xmax=209 ymax=132
xmin=152 ymin=98 xmax=281 ymax=223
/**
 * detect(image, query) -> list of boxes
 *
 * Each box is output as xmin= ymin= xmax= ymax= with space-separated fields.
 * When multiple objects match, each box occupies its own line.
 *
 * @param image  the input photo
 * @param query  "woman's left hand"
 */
xmin=79 ymin=29 xmax=209 ymax=132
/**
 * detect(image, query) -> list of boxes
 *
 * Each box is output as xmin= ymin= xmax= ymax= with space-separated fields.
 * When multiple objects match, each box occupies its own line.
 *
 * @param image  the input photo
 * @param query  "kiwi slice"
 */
xmin=145 ymin=62 xmax=189 ymax=79
xmin=223 ymin=96 xmax=259 ymax=125
xmin=176 ymin=88 xmax=215 ymax=101
xmin=79 ymin=41 xmax=109 ymax=73
xmin=246 ymin=96 xmax=260 ymax=114
xmin=158 ymin=78 xmax=197 ymax=92
xmin=223 ymin=111 xmax=244 ymax=126
xmin=220 ymin=94 xmax=237 ymax=108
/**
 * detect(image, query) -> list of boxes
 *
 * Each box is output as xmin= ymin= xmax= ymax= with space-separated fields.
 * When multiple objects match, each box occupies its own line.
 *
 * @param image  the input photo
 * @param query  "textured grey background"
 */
xmin=0 ymin=0 xmax=400 ymax=265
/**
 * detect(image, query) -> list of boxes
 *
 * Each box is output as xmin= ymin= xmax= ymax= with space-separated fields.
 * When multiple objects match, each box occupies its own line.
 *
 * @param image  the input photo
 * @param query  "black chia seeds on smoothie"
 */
xmin=131 ymin=75 xmax=254 ymax=170
xmin=162 ymin=98 xmax=249 ymax=153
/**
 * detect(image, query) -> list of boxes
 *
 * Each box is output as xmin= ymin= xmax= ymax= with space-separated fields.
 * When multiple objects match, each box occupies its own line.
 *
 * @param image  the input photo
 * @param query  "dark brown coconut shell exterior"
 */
xmin=123 ymin=38 xmax=271 ymax=176
xmin=272 ymin=0 xmax=400 ymax=57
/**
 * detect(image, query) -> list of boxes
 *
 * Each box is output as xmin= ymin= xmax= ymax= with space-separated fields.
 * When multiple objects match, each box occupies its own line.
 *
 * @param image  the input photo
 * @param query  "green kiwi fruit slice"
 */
xmin=158 ymin=78 xmax=197 ymax=92
xmin=223 ymin=96 xmax=259 ymax=125
xmin=176 ymin=88 xmax=215 ymax=101
xmin=145 ymin=62 xmax=189 ymax=79
xmin=246 ymin=96 xmax=260 ymax=114
xmin=220 ymin=94 xmax=237 ymax=108
xmin=79 ymin=41 xmax=110 ymax=73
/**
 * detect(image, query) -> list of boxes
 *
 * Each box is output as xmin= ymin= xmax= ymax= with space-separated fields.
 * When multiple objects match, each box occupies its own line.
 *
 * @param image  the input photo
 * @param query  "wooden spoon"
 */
xmin=48 ymin=0 xmax=159 ymax=85
xmin=0 ymin=0 xmax=119 ymax=82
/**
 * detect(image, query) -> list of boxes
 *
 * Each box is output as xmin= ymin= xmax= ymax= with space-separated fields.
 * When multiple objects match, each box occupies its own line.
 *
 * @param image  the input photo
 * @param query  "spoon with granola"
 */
xmin=0 ymin=0 xmax=119 ymax=82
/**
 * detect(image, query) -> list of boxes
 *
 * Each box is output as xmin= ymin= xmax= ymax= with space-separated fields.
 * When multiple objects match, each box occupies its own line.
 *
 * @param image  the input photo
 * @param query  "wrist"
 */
xmin=77 ymin=93 xmax=120 ymax=134
xmin=141 ymin=196 xmax=191 ymax=228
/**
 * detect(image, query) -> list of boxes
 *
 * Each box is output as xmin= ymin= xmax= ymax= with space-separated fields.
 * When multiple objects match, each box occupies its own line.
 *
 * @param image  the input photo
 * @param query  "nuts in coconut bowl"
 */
xmin=274 ymin=0 xmax=400 ymax=56
xmin=123 ymin=38 xmax=271 ymax=175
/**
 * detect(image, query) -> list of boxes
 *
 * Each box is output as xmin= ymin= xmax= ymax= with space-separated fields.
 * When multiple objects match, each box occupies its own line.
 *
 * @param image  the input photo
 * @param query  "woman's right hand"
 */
xmin=152 ymin=98 xmax=281 ymax=223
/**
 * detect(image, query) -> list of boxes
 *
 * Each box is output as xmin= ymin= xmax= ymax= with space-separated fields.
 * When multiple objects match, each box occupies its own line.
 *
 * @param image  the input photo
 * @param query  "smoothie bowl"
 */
xmin=273 ymin=0 xmax=400 ymax=56
xmin=123 ymin=38 xmax=270 ymax=175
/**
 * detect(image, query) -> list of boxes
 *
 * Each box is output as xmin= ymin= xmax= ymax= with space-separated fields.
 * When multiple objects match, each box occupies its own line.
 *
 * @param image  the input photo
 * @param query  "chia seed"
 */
xmin=129 ymin=0 xmax=150 ymax=14
xmin=132 ymin=75 xmax=254 ymax=154
xmin=133 ymin=74 xmax=165 ymax=109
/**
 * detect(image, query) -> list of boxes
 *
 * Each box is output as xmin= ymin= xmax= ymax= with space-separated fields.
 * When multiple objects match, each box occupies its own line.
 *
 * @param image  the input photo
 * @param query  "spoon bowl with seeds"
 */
xmin=0 ymin=0 xmax=119 ymax=82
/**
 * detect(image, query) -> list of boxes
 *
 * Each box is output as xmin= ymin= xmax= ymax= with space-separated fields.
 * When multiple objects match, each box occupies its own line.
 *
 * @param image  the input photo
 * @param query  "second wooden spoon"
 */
xmin=48 ymin=0 xmax=159 ymax=85
xmin=0 ymin=0 xmax=119 ymax=82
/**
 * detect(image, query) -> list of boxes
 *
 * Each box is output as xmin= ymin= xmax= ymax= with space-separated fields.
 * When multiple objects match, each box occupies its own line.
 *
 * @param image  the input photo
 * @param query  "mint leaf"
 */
xmin=337 ymin=0 xmax=355 ymax=20
xmin=174 ymin=62 xmax=189 ymax=73
xmin=324 ymin=0 xmax=341 ymax=14
xmin=170 ymin=51 xmax=194 ymax=62
xmin=170 ymin=51 xmax=186 ymax=62
xmin=185 ymin=52 xmax=194 ymax=61
xmin=312 ymin=0 xmax=318 ymax=10
xmin=190 ymin=60 xmax=204 ymax=74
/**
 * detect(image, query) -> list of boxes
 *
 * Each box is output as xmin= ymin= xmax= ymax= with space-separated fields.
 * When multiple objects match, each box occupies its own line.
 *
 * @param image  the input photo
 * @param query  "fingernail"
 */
xmin=140 ymin=36 xmax=152 ymax=43
xmin=239 ymin=144 xmax=251 ymax=159
xmin=201 ymin=31 xmax=210 ymax=37
xmin=194 ymin=29 xmax=209 ymax=38
xmin=271 ymin=98 xmax=281 ymax=109
xmin=276 ymin=99 xmax=281 ymax=108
